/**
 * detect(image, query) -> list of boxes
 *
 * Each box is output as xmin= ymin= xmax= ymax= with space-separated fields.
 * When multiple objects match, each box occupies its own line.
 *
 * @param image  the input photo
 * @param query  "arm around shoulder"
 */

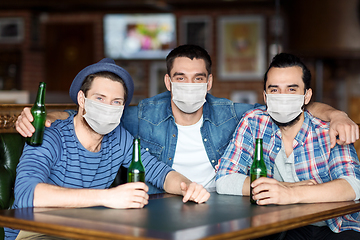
xmin=16 ymin=108 xmax=72 ymax=137
xmin=233 ymin=102 xmax=258 ymax=120
xmin=306 ymin=102 xmax=359 ymax=147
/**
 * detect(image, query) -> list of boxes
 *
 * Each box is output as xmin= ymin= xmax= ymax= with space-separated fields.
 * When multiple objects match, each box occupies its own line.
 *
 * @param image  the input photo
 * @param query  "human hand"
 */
xmin=15 ymin=107 xmax=51 ymax=137
xmin=103 ymin=182 xmax=149 ymax=209
xmin=180 ymin=182 xmax=210 ymax=204
xmin=329 ymin=111 xmax=359 ymax=148
xmin=251 ymin=178 xmax=296 ymax=205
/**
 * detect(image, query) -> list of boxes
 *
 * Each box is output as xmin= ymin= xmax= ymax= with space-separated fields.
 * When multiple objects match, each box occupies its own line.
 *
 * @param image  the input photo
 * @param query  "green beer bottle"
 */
xmin=127 ymin=138 xmax=145 ymax=183
xmin=250 ymin=138 xmax=267 ymax=204
xmin=26 ymin=82 xmax=47 ymax=146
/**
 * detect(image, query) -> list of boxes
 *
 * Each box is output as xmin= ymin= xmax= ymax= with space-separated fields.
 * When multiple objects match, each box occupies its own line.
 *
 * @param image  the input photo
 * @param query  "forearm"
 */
xmin=216 ymin=173 xmax=249 ymax=196
xmin=34 ymin=183 xmax=106 ymax=208
xmin=163 ymin=171 xmax=191 ymax=195
xmin=47 ymin=111 xmax=71 ymax=123
xmin=306 ymin=102 xmax=346 ymax=122
xmin=292 ymin=179 xmax=356 ymax=203
xmin=282 ymin=179 xmax=317 ymax=188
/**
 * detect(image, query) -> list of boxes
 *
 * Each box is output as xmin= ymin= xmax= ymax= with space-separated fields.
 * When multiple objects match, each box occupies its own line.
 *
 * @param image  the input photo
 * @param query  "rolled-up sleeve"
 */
xmin=327 ymin=143 xmax=360 ymax=200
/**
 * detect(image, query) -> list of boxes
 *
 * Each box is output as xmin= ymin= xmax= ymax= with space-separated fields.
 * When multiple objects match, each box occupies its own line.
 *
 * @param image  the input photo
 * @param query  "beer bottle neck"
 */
xmin=35 ymin=82 xmax=46 ymax=106
xmin=255 ymin=138 xmax=263 ymax=161
xmin=133 ymin=139 xmax=142 ymax=162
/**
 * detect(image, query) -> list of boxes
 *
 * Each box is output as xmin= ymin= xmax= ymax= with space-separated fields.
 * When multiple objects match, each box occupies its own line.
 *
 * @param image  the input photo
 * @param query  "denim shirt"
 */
xmin=121 ymin=91 xmax=255 ymax=193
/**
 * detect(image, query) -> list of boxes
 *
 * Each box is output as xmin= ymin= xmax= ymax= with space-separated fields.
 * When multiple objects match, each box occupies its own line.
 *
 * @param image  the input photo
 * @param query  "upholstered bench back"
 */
xmin=0 ymin=104 xmax=77 ymax=239
xmin=0 ymin=133 xmax=25 ymax=239
xmin=0 ymin=133 xmax=25 ymax=209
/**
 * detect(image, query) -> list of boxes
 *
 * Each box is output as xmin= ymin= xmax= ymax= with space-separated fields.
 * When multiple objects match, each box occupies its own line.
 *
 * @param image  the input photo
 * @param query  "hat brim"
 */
xmin=69 ymin=59 xmax=134 ymax=108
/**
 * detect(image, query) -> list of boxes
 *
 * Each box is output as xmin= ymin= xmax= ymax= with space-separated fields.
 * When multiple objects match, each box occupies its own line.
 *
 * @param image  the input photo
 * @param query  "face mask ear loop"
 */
xmin=169 ymin=77 xmax=174 ymax=94
xmin=169 ymin=77 xmax=175 ymax=91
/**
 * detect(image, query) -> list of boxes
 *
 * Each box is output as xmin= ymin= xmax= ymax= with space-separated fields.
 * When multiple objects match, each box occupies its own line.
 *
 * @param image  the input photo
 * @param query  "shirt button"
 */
xmin=172 ymin=134 xmax=176 ymax=137
xmin=145 ymin=148 xmax=149 ymax=151
xmin=211 ymin=160 xmax=215 ymax=163
xmin=169 ymin=158 xmax=172 ymax=161
xmin=204 ymin=138 xmax=207 ymax=142
xmin=277 ymin=147 xmax=280 ymax=151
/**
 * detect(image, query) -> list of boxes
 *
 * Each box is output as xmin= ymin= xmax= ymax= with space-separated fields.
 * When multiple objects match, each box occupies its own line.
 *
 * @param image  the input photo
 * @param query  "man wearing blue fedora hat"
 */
xmin=15 ymin=45 xmax=359 ymax=195
xmin=5 ymin=58 xmax=210 ymax=240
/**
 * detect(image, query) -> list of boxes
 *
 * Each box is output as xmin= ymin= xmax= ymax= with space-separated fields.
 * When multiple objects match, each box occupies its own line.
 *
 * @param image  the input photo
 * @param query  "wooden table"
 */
xmin=0 ymin=193 xmax=359 ymax=240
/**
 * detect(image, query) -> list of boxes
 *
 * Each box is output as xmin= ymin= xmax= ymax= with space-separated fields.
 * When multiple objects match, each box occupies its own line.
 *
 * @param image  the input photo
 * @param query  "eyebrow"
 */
xmin=195 ymin=73 xmax=207 ymax=77
xmin=267 ymin=84 xmax=299 ymax=89
xmin=172 ymin=72 xmax=207 ymax=77
xmin=93 ymin=93 xmax=124 ymax=101
xmin=172 ymin=72 xmax=185 ymax=77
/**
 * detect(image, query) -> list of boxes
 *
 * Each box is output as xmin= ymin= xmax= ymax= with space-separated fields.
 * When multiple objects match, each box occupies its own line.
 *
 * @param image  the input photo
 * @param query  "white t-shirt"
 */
xmin=172 ymin=116 xmax=216 ymax=190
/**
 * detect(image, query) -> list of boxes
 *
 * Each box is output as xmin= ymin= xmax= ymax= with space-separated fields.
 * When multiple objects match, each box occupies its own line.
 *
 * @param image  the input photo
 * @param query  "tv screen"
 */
xmin=104 ymin=14 xmax=176 ymax=59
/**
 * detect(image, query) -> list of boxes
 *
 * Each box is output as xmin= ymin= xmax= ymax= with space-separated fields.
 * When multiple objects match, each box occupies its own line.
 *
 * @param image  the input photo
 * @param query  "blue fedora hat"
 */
xmin=69 ymin=58 xmax=134 ymax=108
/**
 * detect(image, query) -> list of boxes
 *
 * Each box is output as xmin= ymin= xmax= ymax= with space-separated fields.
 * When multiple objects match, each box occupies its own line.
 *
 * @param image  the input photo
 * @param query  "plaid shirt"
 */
xmin=216 ymin=106 xmax=360 ymax=233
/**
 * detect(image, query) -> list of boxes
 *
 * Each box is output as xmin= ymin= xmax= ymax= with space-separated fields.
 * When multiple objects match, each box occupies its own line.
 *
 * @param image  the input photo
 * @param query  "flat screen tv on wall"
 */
xmin=104 ymin=14 xmax=176 ymax=59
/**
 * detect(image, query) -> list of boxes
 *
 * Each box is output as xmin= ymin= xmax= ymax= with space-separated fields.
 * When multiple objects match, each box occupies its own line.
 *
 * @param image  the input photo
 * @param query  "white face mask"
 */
xmin=170 ymin=79 xmax=208 ymax=113
xmin=83 ymin=98 xmax=124 ymax=135
xmin=265 ymin=92 xmax=305 ymax=123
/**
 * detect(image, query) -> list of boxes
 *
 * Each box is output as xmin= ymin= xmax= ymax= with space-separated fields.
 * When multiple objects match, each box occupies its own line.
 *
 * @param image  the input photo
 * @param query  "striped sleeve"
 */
xmin=14 ymin=128 xmax=62 ymax=208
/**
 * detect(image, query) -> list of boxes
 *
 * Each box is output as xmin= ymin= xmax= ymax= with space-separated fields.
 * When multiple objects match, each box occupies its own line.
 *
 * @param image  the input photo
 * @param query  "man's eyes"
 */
xmin=269 ymin=88 xmax=297 ymax=93
xmin=112 ymin=100 xmax=124 ymax=105
xmin=95 ymin=97 xmax=123 ymax=105
xmin=173 ymin=77 xmax=206 ymax=82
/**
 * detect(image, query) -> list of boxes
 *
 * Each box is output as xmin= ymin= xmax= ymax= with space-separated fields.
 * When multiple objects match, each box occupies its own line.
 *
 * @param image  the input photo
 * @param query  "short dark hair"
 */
xmin=264 ymin=53 xmax=311 ymax=93
xmin=80 ymin=71 xmax=128 ymax=105
xmin=166 ymin=44 xmax=212 ymax=75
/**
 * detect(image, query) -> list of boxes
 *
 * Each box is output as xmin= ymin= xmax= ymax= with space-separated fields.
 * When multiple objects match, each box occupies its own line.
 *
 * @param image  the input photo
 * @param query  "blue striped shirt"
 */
xmin=5 ymin=115 xmax=173 ymax=239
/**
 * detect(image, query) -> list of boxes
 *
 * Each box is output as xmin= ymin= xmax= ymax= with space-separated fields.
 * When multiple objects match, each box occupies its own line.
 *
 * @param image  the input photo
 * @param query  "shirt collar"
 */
xmin=270 ymin=110 xmax=311 ymax=148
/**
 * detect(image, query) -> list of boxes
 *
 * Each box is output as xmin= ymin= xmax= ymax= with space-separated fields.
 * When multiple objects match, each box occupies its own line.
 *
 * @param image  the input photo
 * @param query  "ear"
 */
xmin=263 ymin=91 xmax=267 ymax=104
xmin=164 ymin=74 xmax=171 ymax=91
xmin=304 ymin=88 xmax=312 ymax=105
xmin=207 ymin=74 xmax=213 ymax=91
xmin=77 ymin=90 xmax=86 ymax=109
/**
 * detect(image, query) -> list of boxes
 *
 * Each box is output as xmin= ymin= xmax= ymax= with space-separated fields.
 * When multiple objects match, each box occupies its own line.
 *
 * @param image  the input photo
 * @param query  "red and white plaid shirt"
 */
xmin=216 ymin=106 xmax=360 ymax=233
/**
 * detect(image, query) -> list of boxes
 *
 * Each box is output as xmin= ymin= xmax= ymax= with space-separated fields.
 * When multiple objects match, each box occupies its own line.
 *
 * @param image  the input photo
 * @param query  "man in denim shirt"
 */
xmin=16 ymin=45 xmax=359 ymax=194
xmin=122 ymin=45 xmax=256 ymax=193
